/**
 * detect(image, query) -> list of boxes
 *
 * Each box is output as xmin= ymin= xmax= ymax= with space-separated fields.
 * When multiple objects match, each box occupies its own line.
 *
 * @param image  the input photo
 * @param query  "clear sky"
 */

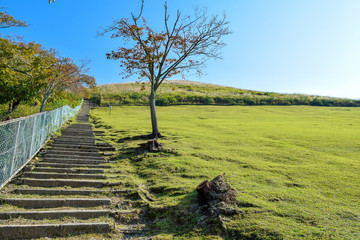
xmin=2 ymin=0 xmax=360 ymax=99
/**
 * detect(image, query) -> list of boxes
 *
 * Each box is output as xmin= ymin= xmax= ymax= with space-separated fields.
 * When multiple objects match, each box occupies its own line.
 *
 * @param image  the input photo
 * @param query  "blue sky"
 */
xmin=2 ymin=0 xmax=360 ymax=99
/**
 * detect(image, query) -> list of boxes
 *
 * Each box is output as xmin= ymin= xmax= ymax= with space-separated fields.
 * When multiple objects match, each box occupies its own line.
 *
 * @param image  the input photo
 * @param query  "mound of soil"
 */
xmin=196 ymin=173 xmax=237 ymax=207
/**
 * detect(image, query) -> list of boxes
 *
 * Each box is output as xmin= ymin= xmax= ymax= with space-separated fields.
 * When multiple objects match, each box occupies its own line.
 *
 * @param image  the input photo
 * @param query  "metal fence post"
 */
xmin=60 ymin=107 xmax=63 ymax=126
xmin=43 ymin=112 xmax=47 ymax=141
xmin=9 ymin=121 xmax=21 ymax=175
xmin=28 ymin=116 xmax=37 ymax=158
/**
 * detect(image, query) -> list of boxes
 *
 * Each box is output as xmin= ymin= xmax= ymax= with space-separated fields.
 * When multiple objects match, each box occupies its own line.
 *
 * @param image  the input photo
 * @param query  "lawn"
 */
xmin=90 ymin=105 xmax=360 ymax=239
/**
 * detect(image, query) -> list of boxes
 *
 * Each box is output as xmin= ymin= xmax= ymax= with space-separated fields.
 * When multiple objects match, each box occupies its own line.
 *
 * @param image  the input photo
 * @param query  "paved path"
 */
xmin=0 ymin=101 xmax=116 ymax=239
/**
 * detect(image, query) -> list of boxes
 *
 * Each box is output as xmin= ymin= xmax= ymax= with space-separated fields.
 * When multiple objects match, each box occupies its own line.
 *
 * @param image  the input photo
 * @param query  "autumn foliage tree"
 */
xmin=0 ymin=8 xmax=27 ymax=29
xmin=0 ymin=37 xmax=95 ymax=113
xmin=39 ymin=57 xmax=96 ymax=112
xmin=0 ymin=38 xmax=48 ymax=112
xmin=0 ymin=8 xmax=94 ymax=119
xmin=0 ymin=9 xmax=38 ymax=112
xmin=100 ymin=1 xmax=231 ymax=138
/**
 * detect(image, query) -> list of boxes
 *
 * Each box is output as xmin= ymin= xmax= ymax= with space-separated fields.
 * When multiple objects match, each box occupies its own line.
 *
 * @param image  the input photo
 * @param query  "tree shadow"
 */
xmin=120 ymin=189 xmax=229 ymax=239
xmin=90 ymin=117 xmax=113 ymax=130
xmin=99 ymin=129 xmax=278 ymax=239
xmin=117 ymin=134 xmax=150 ymax=143
xmin=109 ymin=145 xmax=228 ymax=239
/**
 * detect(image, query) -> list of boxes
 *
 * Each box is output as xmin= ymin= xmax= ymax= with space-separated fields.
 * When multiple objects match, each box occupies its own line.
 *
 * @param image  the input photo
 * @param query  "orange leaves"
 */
xmin=102 ymin=3 xmax=230 ymax=86
xmin=42 ymin=56 xmax=96 ymax=100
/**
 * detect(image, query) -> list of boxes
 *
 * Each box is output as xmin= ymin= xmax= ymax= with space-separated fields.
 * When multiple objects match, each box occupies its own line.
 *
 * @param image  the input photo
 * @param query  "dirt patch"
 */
xmin=138 ymin=139 xmax=163 ymax=152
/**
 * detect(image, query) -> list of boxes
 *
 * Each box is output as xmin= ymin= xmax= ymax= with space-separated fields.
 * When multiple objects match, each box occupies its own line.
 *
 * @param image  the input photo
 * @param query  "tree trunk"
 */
xmin=149 ymin=89 xmax=162 ymax=139
xmin=40 ymin=95 xmax=49 ymax=112
xmin=8 ymin=102 xmax=12 ymax=112
xmin=9 ymin=99 xmax=21 ymax=112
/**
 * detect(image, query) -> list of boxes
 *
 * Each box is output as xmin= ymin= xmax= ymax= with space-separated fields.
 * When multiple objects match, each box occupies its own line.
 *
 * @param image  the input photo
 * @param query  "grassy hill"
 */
xmin=90 ymin=105 xmax=360 ymax=239
xmin=92 ymin=80 xmax=360 ymax=107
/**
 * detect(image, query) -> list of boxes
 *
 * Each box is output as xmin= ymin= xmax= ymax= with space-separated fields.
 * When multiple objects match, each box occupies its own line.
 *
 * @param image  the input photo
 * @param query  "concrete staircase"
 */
xmin=0 ymin=101 xmax=117 ymax=239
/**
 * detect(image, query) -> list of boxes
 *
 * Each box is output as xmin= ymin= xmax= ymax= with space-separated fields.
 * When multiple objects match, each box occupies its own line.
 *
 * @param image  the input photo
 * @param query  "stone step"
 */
xmin=52 ymin=141 xmax=96 ymax=145
xmin=0 ymin=198 xmax=111 ymax=208
xmin=0 ymin=209 xmax=110 ymax=220
xmin=54 ymin=137 xmax=95 ymax=142
xmin=48 ymin=146 xmax=99 ymax=152
xmin=59 ymin=136 xmax=94 ymax=140
xmin=64 ymin=124 xmax=91 ymax=127
xmin=14 ymin=188 xmax=109 ymax=196
xmin=48 ymin=146 xmax=115 ymax=152
xmin=44 ymin=150 xmax=101 ymax=157
xmin=35 ymin=162 xmax=111 ymax=169
xmin=0 ymin=223 xmax=111 ymax=239
xmin=16 ymin=178 xmax=106 ymax=188
xmin=32 ymin=167 xmax=104 ymax=174
xmin=51 ymin=142 xmax=97 ymax=148
xmin=62 ymin=128 xmax=93 ymax=130
xmin=43 ymin=154 xmax=103 ymax=160
xmin=22 ymin=172 xmax=106 ymax=180
xmin=60 ymin=131 xmax=94 ymax=135
xmin=77 ymin=118 xmax=89 ymax=122
xmin=40 ymin=158 xmax=105 ymax=165
xmin=14 ymin=188 xmax=135 ymax=196
xmin=56 ymin=135 xmax=95 ymax=139
xmin=65 ymin=126 xmax=92 ymax=129
xmin=63 ymin=124 xmax=91 ymax=126
xmin=54 ymin=136 xmax=95 ymax=140
xmin=49 ymin=143 xmax=98 ymax=149
xmin=66 ymin=124 xmax=91 ymax=127
xmin=53 ymin=140 xmax=95 ymax=145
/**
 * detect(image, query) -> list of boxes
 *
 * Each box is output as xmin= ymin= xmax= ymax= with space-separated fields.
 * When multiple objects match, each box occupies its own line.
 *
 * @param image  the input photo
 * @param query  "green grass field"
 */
xmin=91 ymin=105 xmax=360 ymax=239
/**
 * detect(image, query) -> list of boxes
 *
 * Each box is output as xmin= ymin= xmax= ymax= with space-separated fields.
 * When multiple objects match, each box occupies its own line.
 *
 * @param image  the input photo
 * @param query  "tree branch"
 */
xmin=131 ymin=0 xmax=144 ymax=21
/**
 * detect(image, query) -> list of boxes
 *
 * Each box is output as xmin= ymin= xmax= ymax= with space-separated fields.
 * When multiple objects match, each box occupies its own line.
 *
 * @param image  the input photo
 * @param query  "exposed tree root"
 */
xmin=138 ymin=139 xmax=163 ymax=152
xmin=148 ymin=132 xmax=164 ymax=139
xmin=196 ymin=173 xmax=239 ymax=237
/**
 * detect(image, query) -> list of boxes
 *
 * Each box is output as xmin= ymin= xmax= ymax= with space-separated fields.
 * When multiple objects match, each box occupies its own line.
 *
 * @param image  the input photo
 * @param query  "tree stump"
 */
xmin=139 ymin=139 xmax=162 ymax=152
xmin=196 ymin=173 xmax=237 ymax=207
xmin=196 ymin=174 xmax=238 ymax=237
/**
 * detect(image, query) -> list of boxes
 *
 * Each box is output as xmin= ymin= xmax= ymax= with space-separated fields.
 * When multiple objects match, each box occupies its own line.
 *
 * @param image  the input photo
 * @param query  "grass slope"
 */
xmin=94 ymin=80 xmax=360 ymax=107
xmin=0 ymin=98 xmax=82 ymax=122
xmin=91 ymin=105 xmax=360 ymax=239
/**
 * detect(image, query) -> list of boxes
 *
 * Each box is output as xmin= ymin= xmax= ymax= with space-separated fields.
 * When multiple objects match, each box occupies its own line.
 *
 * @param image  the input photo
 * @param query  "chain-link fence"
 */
xmin=0 ymin=100 xmax=83 ymax=189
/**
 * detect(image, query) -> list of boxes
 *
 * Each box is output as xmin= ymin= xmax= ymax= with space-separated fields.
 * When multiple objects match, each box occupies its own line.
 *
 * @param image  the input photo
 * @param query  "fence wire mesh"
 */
xmin=0 ymin=100 xmax=83 ymax=188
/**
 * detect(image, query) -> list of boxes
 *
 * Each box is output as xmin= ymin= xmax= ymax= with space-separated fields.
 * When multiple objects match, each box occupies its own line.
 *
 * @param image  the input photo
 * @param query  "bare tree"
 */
xmin=99 ymin=1 xmax=232 ymax=138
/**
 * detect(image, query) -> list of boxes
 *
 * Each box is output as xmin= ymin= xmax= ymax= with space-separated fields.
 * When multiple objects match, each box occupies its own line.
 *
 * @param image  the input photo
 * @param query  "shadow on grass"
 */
xmin=143 ymin=191 xmax=225 ymax=239
xmin=107 ymin=132 xmax=282 ymax=239
xmin=110 ymin=145 xmax=227 ymax=238
xmin=91 ymin=116 xmax=113 ymax=130
xmin=117 ymin=134 xmax=150 ymax=143
xmin=141 ymin=191 xmax=282 ymax=240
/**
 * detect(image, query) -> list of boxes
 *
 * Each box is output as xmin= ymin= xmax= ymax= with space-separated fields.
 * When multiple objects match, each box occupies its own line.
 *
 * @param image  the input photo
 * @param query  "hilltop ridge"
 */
xmin=92 ymin=80 xmax=360 ymax=107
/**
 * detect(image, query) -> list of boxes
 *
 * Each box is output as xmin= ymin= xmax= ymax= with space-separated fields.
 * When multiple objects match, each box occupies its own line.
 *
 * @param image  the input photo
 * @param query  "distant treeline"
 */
xmin=90 ymin=91 xmax=360 ymax=107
